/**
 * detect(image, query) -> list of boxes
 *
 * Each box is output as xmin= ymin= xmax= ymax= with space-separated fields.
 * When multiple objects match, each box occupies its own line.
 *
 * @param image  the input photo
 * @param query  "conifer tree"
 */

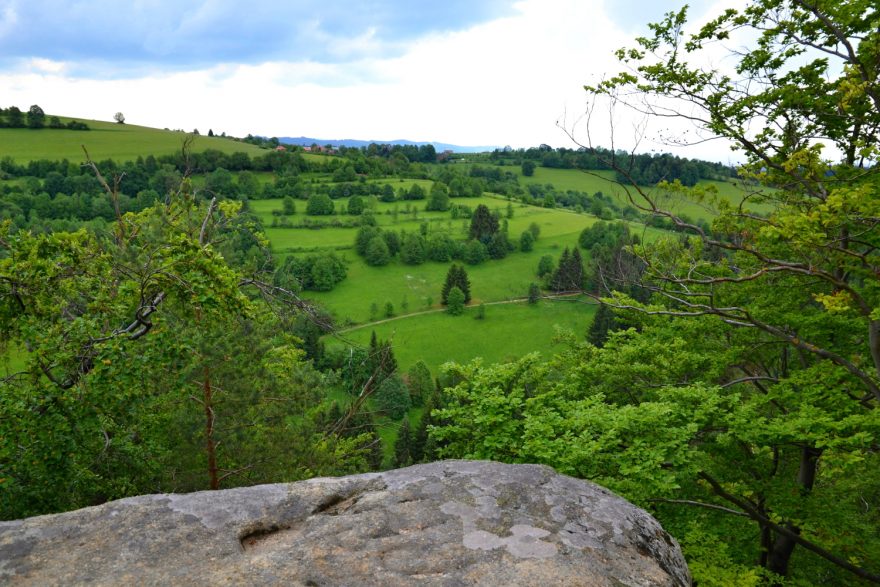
xmin=393 ymin=419 xmax=413 ymax=467
xmin=468 ymin=204 xmax=499 ymax=243
xmin=441 ymin=264 xmax=471 ymax=304
xmin=550 ymin=248 xmax=572 ymax=292
xmin=569 ymin=247 xmax=585 ymax=291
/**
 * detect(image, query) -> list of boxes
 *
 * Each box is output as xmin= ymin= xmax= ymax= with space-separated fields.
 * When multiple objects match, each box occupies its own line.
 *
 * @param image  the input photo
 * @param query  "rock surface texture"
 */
xmin=0 ymin=460 xmax=690 ymax=586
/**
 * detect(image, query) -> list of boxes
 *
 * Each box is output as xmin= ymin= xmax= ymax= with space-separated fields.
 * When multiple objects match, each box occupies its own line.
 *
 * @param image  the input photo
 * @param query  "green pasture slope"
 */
xmin=254 ymin=193 xmax=600 ymax=322
xmin=334 ymin=298 xmax=597 ymax=375
xmin=0 ymin=117 xmax=267 ymax=163
xmin=519 ymin=166 xmax=773 ymax=221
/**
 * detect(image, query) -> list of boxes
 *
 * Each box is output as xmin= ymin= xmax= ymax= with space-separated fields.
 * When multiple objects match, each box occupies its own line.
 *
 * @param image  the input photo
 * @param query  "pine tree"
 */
xmin=569 ymin=248 xmax=585 ymax=291
xmin=468 ymin=204 xmax=499 ymax=243
xmin=550 ymin=248 xmax=571 ymax=292
xmin=446 ymin=287 xmax=466 ymax=315
xmin=441 ymin=264 xmax=471 ymax=304
xmin=393 ymin=419 xmax=413 ymax=467
xmin=528 ymin=283 xmax=541 ymax=304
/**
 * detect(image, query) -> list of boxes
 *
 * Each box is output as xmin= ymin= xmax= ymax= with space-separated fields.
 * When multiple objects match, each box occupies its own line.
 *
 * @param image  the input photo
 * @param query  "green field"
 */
xmin=518 ymin=166 xmax=772 ymax=221
xmin=0 ymin=117 xmax=267 ymax=163
xmin=262 ymin=195 xmax=598 ymax=323
xmin=330 ymin=298 xmax=597 ymax=375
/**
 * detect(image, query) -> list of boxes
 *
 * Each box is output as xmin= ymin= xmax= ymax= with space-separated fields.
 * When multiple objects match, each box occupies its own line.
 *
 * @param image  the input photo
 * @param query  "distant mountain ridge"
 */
xmin=278 ymin=136 xmax=499 ymax=153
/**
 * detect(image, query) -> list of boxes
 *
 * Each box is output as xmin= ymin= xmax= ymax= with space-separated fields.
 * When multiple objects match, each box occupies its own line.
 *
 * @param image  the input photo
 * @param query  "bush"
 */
xmin=520 ymin=230 xmax=534 ymax=252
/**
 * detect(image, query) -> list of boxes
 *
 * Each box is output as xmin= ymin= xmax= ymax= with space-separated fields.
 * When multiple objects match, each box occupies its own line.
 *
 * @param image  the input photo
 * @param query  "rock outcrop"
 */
xmin=0 ymin=460 xmax=690 ymax=586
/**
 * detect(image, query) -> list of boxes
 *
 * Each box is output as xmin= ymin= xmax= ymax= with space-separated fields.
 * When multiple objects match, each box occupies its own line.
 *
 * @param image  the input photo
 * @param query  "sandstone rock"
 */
xmin=0 ymin=460 xmax=691 ymax=586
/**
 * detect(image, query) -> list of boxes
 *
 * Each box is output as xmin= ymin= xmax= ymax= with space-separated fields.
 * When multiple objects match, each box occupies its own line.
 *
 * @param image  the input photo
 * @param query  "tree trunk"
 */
xmin=766 ymin=446 xmax=821 ymax=577
xmin=203 ymin=365 xmax=219 ymax=490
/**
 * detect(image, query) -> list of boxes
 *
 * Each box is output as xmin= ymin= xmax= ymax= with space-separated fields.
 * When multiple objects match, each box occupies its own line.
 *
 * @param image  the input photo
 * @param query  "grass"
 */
xmin=518 ymin=166 xmax=773 ymax=221
xmin=291 ymin=208 xmax=595 ymax=323
xmin=0 ymin=117 xmax=267 ymax=163
xmin=328 ymin=298 xmax=597 ymax=376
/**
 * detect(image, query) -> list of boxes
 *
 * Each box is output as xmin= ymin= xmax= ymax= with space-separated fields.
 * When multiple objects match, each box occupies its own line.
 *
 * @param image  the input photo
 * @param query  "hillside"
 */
xmin=0 ymin=117 xmax=267 ymax=163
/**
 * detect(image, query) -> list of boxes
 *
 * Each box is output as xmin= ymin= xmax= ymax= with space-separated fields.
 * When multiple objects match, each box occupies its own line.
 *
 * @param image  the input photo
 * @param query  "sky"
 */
xmin=0 ymin=0 xmax=736 ymax=161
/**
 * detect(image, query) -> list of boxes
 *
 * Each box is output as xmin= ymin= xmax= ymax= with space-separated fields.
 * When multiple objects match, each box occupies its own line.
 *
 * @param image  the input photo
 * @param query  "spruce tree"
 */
xmin=550 ymin=248 xmax=571 ymax=292
xmin=393 ymin=419 xmax=413 ymax=467
xmin=468 ymin=204 xmax=499 ymax=243
xmin=441 ymin=264 xmax=471 ymax=304
xmin=569 ymin=248 xmax=585 ymax=290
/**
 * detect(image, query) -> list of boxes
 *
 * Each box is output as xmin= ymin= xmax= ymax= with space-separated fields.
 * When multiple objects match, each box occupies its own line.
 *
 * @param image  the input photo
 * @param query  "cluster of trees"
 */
xmin=0 ymin=176 xmax=375 ymax=519
xmin=350 ymin=204 xmax=525 ymax=269
xmin=428 ymin=1 xmax=880 ymax=584
xmin=547 ymin=247 xmax=584 ymax=293
xmin=0 ymin=105 xmax=89 ymax=131
xmin=272 ymin=252 xmax=347 ymax=292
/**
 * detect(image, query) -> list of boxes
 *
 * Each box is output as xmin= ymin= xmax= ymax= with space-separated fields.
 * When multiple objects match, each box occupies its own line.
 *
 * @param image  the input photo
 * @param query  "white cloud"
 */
xmin=0 ymin=0 xmax=742 ymax=160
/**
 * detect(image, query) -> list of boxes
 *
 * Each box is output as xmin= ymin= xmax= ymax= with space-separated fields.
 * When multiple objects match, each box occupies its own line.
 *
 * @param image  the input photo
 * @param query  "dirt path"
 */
xmin=335 ymin=292 xmax=588 ymax=334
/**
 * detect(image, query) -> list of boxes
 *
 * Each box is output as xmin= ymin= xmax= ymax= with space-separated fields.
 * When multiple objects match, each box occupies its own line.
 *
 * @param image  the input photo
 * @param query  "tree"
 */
xmin=374 ymin=375 xmax=411 ymax=420
xmin=404 ymin=184 xmax=426 ymax=200
xmin=468 ymin=204 xmax=499 ymax=243
xmin=521 ymin=160 xmax=536 ymax=177
xmin=527 ymin=283 xmax=541 ymax=304
xmin=426 ymin=182 xmax=450 ymax=211
xmin=446 ymin=287 xmax=465 ymax=316
xmin=441 ymin=264 xmax=471 ymax=304
xmin=26 ymin=105 xmax=45 ymax=129
xmin=364 ymin=236 xmax=391 ymax=266
xmin=569 ymin=1 xmax=880 ymax=582
xmin=306 ymin=193 xmax=334 ymax=216
xmin=528 ymin=222 xmax=540 ymax=240
xmin=0 ymin=174 xmax=368 ymax=519
xmin=355 ymin=225 xmax=381 ymax=256
xmin=114 ymin=112 xmax=125 ymax=124
xmin=393 ymin=418 xmax=413 ymax=467
xmin=282 ymin=196 xmax=296 ymax=215
xmin=204 ymin=167 xmax=238 ymax=199
xmin=406 ymin=361 xmax=433 ymax=406
xmin=462 ymin=239 xmax=488 ymax=265
xmin=485 ymin=231 xmax=506 ymax=260
xmin=550 ymin=247 xmax=584 ymax=292
xmin=400 ymin=233 xmax=427 ymax=265
xmin=537 ymin=254 xmax=554 ymax=278
xmin=6 ymin=106 xmax=24 ymax=128
xmin=520 ymin=230 xmax=535 ymax=252
xmin=427 ymin=233 xmax=455 ymax=262
xmin=237 ymin=171 xmax=261 ymax=199
xmin=382 ymin=230 xmax=401 ymax=256
xmin=347 ymin=195 xmax=365 ymax=215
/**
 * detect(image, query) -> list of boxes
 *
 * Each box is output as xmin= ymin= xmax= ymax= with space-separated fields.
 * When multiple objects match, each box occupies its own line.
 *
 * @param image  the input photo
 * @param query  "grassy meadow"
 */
xmin=0 ymin=117 xmax=267 ymax=163
xmin=333 ymin=298 xmax=597 ymax=375
xmin=517 ymin=166 xmax=772 ymax=221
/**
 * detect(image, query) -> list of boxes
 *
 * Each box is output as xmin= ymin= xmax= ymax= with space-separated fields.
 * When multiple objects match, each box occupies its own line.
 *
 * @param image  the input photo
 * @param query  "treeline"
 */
xmin=0 ymin=105 xmax=90 ymax=130
xmin=489 ymin=145 xmax=736 ymax=186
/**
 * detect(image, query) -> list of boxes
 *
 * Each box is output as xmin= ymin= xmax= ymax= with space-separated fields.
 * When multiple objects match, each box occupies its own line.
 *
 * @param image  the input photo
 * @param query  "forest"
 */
xmin=1 ymin=0 xmax=879 ymax=585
